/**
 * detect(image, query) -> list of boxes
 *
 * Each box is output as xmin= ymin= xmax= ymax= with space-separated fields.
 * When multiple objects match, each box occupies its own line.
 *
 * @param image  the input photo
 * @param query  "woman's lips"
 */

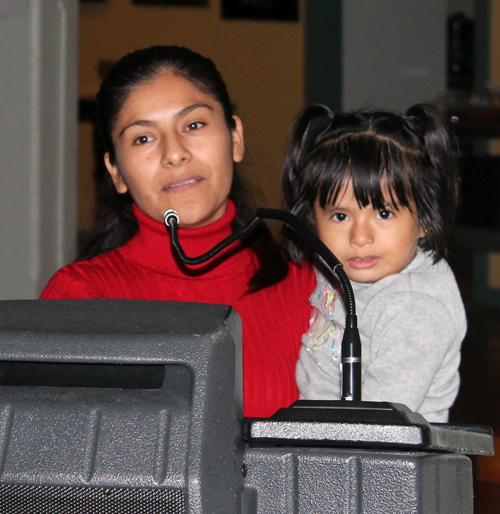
xmin=163 ymin=176 xmax=203 ymax=193
xmin=347 ymin=256 xmax=380 ymax=269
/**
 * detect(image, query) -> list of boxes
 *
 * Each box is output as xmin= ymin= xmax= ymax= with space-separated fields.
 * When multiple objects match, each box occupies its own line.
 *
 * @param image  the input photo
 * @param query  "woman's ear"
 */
xmin=231 ymin=115 xmax=245 ymax=163
xmin=104 ymin=152 xmax=128 ymax=194
xmin=419 ymin=225 xmax=427 ymax=238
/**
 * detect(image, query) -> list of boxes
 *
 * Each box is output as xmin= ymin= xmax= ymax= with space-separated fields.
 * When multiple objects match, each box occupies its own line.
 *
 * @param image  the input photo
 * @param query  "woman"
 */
xmin=41 ymin=45 xmax=316 ymax=418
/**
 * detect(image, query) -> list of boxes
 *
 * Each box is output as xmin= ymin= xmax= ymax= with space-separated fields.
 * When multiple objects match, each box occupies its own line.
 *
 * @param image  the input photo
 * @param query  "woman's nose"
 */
xmin=161 ymin=135 xmax=191 ymax=167
xmin=350 ymin=220 xmax=373 ymax=247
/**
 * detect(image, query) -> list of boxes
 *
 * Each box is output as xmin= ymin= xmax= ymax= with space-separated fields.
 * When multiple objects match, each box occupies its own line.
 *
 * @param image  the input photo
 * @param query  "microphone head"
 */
xmin=164 ymin=209 xmax=180 ymax=228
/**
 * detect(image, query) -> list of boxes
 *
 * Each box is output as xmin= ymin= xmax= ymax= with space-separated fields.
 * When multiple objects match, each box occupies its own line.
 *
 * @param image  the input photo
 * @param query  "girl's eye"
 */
xmin=133 ymin=135 xmax=153 ymax=145
xmin=376 ymin=210 xmax=394 ymax=220
xmin=332 ymin=213 xmax=348 ymax=222
xmin=186 ymin=121 xmax=205 ymax=131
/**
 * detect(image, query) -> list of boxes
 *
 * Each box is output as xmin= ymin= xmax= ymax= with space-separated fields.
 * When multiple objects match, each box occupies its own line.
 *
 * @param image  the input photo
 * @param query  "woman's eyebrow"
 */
xmin=174 ymin=103 xmax=214 ymax=120
xmin=118 ymin=103 xmax=215 ymax=138
xmin=119 ymin=120 xmax=155 ymax=138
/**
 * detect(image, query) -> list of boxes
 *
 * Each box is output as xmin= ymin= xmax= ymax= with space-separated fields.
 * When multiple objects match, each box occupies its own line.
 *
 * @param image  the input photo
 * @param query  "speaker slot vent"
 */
xmin=0 ymin=362 xmax=165 ymax=390
xmin=0 ymin=484 xmax=185 ymax=514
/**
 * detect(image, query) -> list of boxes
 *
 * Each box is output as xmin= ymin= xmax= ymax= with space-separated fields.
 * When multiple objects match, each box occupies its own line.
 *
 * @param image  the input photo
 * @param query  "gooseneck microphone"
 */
xmin=164 ymin=208 xmax=362 ymax=402
xmin=164 ymin=209 xmax=261 ymax=266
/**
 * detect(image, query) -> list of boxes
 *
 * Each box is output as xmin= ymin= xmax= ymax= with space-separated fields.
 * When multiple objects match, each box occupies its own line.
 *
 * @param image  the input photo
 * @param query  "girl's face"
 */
xmin=314 ymin=182 xmax=425 ymax=283
xmin=105 ymin=72 xmax=244 ymax=228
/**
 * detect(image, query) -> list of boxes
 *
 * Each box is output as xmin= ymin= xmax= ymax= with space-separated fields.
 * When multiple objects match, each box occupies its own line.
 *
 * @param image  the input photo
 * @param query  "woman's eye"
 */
xmin=133 ymin=135 xmax=153 ymax=145
xmin=332 ymin=213 xmax=348 ymax=222
xmin=186 ymin=121 xmax=204 ymax=131
xmin=376 ymin=210 xmax=394 ymax=220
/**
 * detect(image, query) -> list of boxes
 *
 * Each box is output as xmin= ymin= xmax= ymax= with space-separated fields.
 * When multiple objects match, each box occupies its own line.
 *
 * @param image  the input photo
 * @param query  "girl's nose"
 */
xmin=350 ymin=220 xmax=373 ymax=247
xmin=161 ymin=135 xmax=191 ymax=167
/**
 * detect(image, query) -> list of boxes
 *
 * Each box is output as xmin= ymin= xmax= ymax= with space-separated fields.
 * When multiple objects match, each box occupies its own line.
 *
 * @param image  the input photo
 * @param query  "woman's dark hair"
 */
xmin=282 ymin=103 xmax=459 ymax=264
xmin=79 ymin=45 xmax=288 ymax=293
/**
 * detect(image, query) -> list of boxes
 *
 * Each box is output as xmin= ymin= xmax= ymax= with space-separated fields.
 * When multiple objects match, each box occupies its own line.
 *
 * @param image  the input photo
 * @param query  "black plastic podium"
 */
xmin=0 ymin=299 xmax=493 ymax=514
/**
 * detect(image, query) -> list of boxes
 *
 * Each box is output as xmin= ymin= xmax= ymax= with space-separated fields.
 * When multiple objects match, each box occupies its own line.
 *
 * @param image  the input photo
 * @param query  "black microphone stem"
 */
xmin=165 ymin=209 xmax=260 ymax=265
xmin=164 ymin=208 xmax=362 ymax=401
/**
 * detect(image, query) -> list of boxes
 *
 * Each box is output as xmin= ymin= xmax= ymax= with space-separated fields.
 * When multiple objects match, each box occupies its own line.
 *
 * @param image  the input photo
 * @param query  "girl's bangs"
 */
xmin=316 ymin=136 xmax=416 ymax=211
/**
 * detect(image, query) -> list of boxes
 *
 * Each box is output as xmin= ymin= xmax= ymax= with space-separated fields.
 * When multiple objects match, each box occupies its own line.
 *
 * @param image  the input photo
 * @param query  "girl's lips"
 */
xmin=347 ymin=256 xmax=380 ymax=269
xmin=163 ymin=176 xmax=203 ymax=193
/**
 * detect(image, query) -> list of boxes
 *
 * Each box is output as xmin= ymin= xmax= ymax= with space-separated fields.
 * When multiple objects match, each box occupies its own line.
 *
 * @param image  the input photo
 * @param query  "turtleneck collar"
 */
xmin=120 ymin=200 xmax=256 ymax=280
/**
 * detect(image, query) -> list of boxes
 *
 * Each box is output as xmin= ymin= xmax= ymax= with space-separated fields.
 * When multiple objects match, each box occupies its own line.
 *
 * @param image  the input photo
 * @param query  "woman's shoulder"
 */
xmin=277 ymin=260 xmax=317 ymax=303
xmin=39 ymin=248 xmax=127 ymax=299
xmin=286 ymin=260 xmax=317 ymax=286
xmin=254 ymin=259 xmax=316 ymax=300
xmin=40 ymin=264 xmax=95 ymax=299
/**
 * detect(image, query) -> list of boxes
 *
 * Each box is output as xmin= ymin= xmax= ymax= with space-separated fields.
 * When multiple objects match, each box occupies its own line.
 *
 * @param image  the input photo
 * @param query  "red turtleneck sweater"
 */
xmin=40 ymin=202 xmax=316 ymax=417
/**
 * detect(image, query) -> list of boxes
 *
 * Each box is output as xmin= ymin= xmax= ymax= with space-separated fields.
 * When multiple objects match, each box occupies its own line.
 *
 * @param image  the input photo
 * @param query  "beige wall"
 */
xmin=78 ymin=0 xmax=304 ymax=230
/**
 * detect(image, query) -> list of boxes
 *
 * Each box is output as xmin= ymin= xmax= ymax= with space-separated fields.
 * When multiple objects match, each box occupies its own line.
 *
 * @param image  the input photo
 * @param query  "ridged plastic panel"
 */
xmin=243 ymin=447 xmax=473 ymax=514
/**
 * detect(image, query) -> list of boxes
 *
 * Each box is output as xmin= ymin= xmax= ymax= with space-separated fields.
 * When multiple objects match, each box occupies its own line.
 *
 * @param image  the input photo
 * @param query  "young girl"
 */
xmin=41 ymin=45 xmax=316 ymax=418
xmin=282 ymin=103 xmax=466 ymax=422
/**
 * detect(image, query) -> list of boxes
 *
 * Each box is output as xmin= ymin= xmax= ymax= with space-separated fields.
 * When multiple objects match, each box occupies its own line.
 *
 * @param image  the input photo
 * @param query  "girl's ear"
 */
xmin=104 ymin=153 xmax=128 ymax=194
xmin=231 ymin=116 xmax=245 ymax=163
xmin=419 ymin=225 xmax=427 ymax=238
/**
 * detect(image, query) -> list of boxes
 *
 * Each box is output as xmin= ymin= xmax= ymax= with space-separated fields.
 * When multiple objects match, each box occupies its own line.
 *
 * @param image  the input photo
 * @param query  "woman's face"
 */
xmin=105 ymin=72 xmax=244 ymax=228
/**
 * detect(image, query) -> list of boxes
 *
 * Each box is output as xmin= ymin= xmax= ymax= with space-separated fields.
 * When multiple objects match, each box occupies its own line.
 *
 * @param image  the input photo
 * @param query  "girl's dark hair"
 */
xmin=79 ymin=45 xmax=288 ymax=293
xmin=282 ymin=103 xmax=459 ymax=264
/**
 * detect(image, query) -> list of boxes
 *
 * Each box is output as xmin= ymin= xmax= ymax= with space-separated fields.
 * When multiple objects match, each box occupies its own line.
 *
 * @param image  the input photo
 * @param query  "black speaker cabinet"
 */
xmin=0 ymin=300 xmax=491 ymax=514
xmin=0 ymin=300 xmax=243 ymax=514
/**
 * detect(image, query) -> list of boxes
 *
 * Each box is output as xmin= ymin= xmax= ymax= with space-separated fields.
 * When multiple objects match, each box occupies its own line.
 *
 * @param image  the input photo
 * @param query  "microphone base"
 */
xmin=244 ymin=400 xmax=494 ymax=456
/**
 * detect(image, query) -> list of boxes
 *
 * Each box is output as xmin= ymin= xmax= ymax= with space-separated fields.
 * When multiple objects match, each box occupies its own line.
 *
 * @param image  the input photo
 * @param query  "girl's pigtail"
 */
xmin=281 ymin=104 xmax=334 ymax=263
xmin=405 ymin=104 xmax=459 ymax=261
xmin=282 ymin=105 xmax=333 ymax=205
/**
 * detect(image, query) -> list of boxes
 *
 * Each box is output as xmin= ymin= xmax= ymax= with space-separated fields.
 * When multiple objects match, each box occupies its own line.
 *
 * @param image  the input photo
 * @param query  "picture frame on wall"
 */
xmin=132 ymin=0 xmax=208 ymax=6
xmin=222 ymin=0 xmax=298 ymax=21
